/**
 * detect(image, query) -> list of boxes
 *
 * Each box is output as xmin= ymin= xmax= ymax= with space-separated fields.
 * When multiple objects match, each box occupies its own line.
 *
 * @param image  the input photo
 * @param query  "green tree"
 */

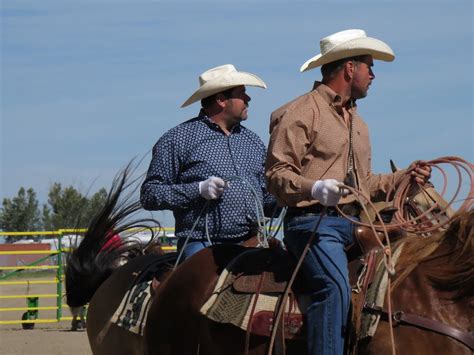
xmin=41 ymin=204 xmax=53 ymax=231
xmin=0 ymin=184 xmax=109 ymax=240
xmin=47 ymin=183 xmax=88 ymax=230
xmin=0 ymin=187 xmax=41 ymax=242
xmin=46 ymin=183 xmax=108 ymax=230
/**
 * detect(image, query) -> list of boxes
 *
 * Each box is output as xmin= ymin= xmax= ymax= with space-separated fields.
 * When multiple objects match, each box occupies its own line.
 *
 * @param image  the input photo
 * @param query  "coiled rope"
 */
xmin=269 ymin=156 xmax=473 ymax=355
xmin=335 ymin=156 xmax=473 ymax=355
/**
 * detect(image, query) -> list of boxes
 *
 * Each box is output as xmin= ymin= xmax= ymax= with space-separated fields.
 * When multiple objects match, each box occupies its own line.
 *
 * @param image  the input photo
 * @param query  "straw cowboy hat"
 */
xmin=300 ymin=29 xmax=395 ymax=72
xmin=181 ymin=64 xmax=267 ymax=107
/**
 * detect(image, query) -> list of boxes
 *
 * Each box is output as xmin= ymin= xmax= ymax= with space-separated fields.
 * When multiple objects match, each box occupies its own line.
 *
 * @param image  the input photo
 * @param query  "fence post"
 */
xmin=56 ymin=231 xmax=63 ymax=322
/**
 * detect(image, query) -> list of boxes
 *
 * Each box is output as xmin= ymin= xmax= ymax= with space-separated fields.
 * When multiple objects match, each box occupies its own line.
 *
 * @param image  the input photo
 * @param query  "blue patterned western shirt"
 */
xmin=140 ymin=113 xmax=276 ymax=241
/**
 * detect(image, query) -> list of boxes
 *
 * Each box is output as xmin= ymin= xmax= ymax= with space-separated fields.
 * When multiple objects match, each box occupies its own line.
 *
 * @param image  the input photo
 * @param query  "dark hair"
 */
xmin=321 ymin=55 xmax=367 ymax=79
xmin=201 ymin=87 xmax=235 ymax=109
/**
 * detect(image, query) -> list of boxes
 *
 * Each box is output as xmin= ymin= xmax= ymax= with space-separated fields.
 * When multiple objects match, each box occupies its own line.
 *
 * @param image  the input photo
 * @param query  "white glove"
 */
xmin=199 ymin=176 xmax=226 ymax=200
xmin=311 ymin=179 xmax=344 ymax=207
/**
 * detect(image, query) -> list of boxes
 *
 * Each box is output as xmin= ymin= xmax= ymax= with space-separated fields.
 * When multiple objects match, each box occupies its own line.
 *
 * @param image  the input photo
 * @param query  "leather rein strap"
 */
xmin=363 ymin=303 xmax=474 ymax=350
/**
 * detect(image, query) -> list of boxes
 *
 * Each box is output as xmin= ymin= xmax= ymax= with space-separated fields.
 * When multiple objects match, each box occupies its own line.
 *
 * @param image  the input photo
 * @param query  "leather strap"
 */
xmin=364 ymin=303 xmax=474 ymax=350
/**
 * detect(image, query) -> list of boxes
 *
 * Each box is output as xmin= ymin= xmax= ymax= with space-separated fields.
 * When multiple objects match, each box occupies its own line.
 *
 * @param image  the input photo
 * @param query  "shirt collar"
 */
xmin=312 ymin=81 xmax=357 ymax=114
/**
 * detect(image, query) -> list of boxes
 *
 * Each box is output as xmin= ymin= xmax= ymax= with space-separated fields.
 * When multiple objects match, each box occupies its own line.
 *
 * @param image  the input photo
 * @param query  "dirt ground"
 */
xmin=0 ymin=326 xmax=91 ymax=355
xmin=0 ymin=274 xmax=92 ymax=354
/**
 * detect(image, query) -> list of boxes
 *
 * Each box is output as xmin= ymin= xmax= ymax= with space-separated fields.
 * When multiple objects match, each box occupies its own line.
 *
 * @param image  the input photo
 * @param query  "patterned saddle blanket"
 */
xmin=200 ymin=247 xmax=311 ymax=339
xmin=109 ymin=252 xmax=177 ymax=336
xmin=111 ymin=280 xmax=153 ymax=336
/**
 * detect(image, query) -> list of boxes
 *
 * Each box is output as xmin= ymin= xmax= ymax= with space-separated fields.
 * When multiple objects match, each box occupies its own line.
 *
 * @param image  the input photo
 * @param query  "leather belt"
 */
xmin=286 ymin=202 xmax=361 ymax=219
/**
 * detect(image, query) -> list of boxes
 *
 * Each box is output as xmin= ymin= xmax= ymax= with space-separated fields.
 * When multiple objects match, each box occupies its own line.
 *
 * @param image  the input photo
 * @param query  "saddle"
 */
xmin=230 ymin=247 xmax=308 ymax=294
xmin=200 ymin=224 xmax=400 ymax=342
xmin=200 ymin=246 xmax=309 ymax=340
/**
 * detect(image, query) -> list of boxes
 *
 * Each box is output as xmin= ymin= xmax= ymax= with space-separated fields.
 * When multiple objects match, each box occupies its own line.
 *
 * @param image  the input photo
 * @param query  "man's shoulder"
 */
xmin=269 ymin=91 xmax=321 ymax=132
xmin=271 ymin=91 xmax=320 ymax=119
xmin=161 ymin=116 xmax=203 ymax=137
xmin=152 ymin=116 xmax=204 ymax=151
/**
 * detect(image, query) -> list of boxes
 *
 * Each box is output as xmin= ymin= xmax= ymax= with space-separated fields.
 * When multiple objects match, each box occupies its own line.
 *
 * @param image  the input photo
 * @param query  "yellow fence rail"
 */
xmin=0 ymin=227 xmax=177 ymax=328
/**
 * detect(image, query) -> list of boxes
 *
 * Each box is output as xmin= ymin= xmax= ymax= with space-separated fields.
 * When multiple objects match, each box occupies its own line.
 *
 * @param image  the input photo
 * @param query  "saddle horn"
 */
xmin=390 ymin=159 xmax=399 ymax=173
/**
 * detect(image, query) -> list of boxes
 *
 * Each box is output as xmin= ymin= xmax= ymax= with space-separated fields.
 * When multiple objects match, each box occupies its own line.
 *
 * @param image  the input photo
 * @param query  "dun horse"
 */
xmin=65 ymin=165 xmax=176 ymax=355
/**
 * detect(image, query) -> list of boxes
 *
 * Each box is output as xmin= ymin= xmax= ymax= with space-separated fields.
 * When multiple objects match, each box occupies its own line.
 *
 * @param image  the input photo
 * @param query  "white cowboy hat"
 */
xmin=300 ymin=29 xmax=395 ymax=73
xmin=181 ymin=64 xmax=267 ymax=108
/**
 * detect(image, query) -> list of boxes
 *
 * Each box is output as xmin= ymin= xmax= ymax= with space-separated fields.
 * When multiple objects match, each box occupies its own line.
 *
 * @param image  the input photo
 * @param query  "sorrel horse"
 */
xmin=143 ymin=209 xmax=473 ymax=355
xmin=65 ymin=164 xmax=176 ymax=354
xmin=357 ymin=209 xmax=473 ymax=355
xmin=66 ymin=158 xmax=472 ymax=354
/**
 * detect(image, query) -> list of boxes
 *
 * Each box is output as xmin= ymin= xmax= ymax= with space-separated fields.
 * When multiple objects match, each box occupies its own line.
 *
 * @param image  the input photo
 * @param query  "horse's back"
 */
xmin=144 ymin=244 xmax=250 ymax=355
xmin=87 ymin=254 xmax=164 ymax=355
xmin=144 ymin=244 xmax=308 ymax=355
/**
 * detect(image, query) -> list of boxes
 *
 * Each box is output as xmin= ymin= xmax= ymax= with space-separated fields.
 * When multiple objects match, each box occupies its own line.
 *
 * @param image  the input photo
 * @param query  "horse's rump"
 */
xmin=86 ymin=253 xmax=175 ymax=354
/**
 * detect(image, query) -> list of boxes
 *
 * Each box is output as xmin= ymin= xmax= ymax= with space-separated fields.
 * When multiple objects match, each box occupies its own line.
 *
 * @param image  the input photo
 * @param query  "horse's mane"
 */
xmin=392 ymin=210 xmax=474 ymax=300
xmin=65 ymin=162 xmax=162 ymax=307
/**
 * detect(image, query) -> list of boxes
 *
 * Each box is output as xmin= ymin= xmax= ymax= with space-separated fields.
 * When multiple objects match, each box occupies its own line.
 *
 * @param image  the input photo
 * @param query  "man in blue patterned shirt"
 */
xmin=141 ymin=64 xmax=276 ymax=259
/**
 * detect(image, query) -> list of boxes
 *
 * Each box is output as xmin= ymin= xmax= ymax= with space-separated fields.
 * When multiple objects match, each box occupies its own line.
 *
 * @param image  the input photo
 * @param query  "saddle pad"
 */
xmin=111 ymin=280 xmax=152 ymax=336
xmin=200 ymin=268 xmax=310 ymax=339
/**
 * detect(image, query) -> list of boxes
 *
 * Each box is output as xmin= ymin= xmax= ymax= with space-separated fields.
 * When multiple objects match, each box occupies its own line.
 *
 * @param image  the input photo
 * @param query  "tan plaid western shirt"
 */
xmin=265 ymin=82 xmax=405 ymax=207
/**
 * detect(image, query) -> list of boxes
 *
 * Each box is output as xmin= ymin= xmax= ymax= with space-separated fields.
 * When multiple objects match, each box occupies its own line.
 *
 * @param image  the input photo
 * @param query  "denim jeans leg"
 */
xmin=284 ymin=215 xmax=354 ymax=355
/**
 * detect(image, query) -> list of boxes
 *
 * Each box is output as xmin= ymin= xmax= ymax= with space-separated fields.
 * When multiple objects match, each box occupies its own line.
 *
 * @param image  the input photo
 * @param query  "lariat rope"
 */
xmin=174 ymin=200 xmax=211 ymax=268
xmin=227 ymin=176 xmax=269 ymax=247
xmin=268 ymin=156 xmax=473 ymax=355
xmin=339 ymin=156 xmax=473 ymax=234
xmin=174 ymin=176 xmax=286 ymax=267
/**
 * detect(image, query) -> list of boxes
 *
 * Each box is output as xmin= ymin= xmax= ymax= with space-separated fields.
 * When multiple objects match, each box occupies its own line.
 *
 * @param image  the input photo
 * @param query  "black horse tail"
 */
xmin=65 ymin=162 xmax=162 ymax=307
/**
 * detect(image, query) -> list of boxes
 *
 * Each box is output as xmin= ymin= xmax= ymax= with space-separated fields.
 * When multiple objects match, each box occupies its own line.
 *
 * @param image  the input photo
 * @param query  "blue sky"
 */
xmin=1 ymin=0 xmax=473 ymax=227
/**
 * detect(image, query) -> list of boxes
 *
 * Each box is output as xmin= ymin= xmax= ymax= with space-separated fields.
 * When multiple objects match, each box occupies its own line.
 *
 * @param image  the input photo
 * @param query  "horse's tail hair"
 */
xmin=65 ymin=161 xmax=162 ymax=307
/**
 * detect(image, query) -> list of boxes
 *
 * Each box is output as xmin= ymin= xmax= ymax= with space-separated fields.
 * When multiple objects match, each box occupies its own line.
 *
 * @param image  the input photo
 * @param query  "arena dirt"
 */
xmin=1 ymin=277 xmax=91 ymax=354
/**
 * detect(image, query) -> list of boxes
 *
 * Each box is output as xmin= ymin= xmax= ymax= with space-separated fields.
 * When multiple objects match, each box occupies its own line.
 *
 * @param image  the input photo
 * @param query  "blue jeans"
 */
xmin=284 ymin=214 xmax=355 ymax=355
xmin=177 ymin=235 xmax=251 ymax=261
xmin=176 ymin=239 xmax=211 ymax=260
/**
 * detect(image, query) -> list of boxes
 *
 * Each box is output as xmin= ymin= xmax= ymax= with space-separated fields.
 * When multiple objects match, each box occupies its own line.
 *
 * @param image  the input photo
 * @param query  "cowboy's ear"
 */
xmin=344 ymin=60 xmax=356 ymax=79
xmin=215 ymin=93 xmax=228 ymax=108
